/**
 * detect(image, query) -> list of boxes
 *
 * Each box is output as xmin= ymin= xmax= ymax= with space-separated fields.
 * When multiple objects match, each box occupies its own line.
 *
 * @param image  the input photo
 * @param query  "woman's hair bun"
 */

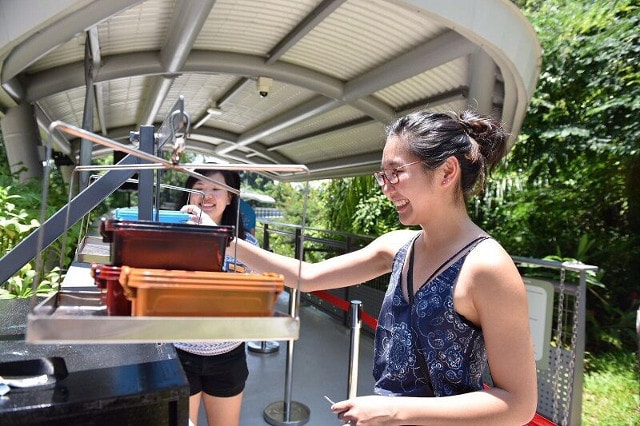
xmin=456 ymin=110 xmax=509 ymax=170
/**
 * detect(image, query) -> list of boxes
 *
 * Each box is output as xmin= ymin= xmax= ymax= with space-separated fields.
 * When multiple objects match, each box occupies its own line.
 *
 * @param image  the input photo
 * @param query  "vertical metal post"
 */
xmin=137 ymin=125 xmax=155 ymax=220
xmin=347 ymin=300 xmax=362 ymax=400
xmin=284 ymin=288 xmax=298 ymax=412
xmin=263 ymin=223 xmax=271 ymax=251
xmin=249 ymin=222 xmax=280 ymax=353
xmin=569 ymin=269 xmax=587 ymax=425
xmin=79 ymin=37 xmax=95 ymax=191
xmin=263 ymin=229 xmax=309 ymax=426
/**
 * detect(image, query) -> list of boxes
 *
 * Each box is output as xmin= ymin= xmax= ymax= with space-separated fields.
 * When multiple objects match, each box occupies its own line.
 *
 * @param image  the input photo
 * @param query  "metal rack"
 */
xmin=23 ymin=97 xmax=309 ymax=344
xmin=512 ymin=256 xmax=597 ymax=426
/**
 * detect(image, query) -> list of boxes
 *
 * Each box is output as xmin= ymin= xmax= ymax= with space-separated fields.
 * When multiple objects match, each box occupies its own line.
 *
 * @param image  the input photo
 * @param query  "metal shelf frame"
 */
xmin=27 ymin=290 xmax=299 ymax=344
xmin=8 ymin=97 xmax=308 ymax=344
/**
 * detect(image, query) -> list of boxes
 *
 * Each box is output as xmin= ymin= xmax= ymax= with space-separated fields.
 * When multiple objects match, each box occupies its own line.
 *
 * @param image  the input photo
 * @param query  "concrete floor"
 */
xmin=198 ymin=291 xmax=376 ymax=426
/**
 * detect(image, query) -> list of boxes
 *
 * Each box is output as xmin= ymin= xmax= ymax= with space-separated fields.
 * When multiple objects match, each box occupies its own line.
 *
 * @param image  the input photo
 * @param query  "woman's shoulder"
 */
xmin=464 ymin=237 xmax=523 ymax=288
xmin=466 ymin=236 xmax=511 ymax=267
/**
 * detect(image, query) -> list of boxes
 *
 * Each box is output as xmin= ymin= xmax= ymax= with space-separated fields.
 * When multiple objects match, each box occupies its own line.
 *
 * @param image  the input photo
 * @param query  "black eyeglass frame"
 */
xmin=373 ymin=160 xmax=423 ymax=186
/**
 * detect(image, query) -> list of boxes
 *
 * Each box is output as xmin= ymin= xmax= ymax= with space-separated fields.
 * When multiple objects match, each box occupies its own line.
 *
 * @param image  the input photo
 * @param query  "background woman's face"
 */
xmin=189 ymin=172 xmax=232 ymax=223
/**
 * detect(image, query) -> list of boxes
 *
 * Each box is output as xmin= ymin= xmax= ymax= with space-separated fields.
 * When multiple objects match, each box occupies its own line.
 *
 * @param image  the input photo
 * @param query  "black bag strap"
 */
xmin=404 ymin=235 xmax=490 ymax=397
xmin=407 ymin=236 xmax=490 ymax=305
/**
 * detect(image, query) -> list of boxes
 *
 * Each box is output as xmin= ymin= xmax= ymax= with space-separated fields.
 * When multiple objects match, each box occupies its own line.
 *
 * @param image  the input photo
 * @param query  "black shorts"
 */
xmin=175 ymin=344 xmax=248 ymax=397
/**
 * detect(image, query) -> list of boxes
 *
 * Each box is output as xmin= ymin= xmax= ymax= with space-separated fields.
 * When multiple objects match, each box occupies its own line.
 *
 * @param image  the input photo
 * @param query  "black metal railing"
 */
xmin=258 ymin=219 xmax=387 ymax=334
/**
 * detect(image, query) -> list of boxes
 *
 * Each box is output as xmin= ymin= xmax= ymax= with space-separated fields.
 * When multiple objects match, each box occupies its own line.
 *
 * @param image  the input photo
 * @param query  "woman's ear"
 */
xmin=440 ymin=156 xmax=459 ymax=186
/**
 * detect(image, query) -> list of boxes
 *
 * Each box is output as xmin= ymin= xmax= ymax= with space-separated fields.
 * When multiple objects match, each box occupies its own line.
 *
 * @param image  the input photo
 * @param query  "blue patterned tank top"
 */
xmin=373 ymin=235 xmax=489 ymax=397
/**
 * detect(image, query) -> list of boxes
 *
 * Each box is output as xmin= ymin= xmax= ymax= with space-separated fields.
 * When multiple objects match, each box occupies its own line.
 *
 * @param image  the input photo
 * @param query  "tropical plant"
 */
xmin=500 ymin=0 xmax=640 ymax=353
xmin=322 ymin=176 xmax=404 ymax=236
xmin=0 ymin=136 xmax=77 ymax=296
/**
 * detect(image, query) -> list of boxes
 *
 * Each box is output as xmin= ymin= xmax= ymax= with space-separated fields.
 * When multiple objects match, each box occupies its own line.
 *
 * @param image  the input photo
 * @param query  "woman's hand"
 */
xmin=330 ymin=395 xmax=399 ymax=425
xmin=180 ymin=205 xmax=217 ymax=225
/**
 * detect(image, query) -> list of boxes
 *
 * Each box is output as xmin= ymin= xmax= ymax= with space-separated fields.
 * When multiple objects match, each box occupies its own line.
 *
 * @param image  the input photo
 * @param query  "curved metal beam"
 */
xmin=217 ymin=97 xmax=340 ymax=154
xmin=1 ymin=0 xmax=143 ymax=94
xmin=266 ymin=0 xmax=347 ymax=64
xmin=400 ymin=0 xmax=542 ymax=139
xmin=343 ymin=31 xmax=475 ymax=101
xmin=138 ymin=0 xmax=215 ymax=125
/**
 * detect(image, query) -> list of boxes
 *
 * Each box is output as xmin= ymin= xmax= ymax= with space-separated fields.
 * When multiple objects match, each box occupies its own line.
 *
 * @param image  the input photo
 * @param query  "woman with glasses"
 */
xmin=230 ymin=110 xmax=537 ymax=425
xmin=176 ymin=169 xmax=258 ymax=426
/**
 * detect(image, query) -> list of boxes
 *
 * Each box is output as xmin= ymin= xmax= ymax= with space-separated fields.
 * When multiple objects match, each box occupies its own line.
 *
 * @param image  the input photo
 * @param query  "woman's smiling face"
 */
xmin=379 ymin=135 xmax=435 ymax=226
xmin=189 ymin=171 xmax=232 ymax=224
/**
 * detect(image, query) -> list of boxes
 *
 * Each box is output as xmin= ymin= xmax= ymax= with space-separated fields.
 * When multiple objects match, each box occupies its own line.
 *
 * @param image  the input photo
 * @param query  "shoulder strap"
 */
xmin=407 ymin=236 xmax=490 ymax=305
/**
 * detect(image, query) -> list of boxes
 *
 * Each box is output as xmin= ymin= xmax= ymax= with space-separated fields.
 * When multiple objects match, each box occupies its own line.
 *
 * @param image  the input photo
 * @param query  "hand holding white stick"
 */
xmin=180 ymin=205 xmax=217 ymax=225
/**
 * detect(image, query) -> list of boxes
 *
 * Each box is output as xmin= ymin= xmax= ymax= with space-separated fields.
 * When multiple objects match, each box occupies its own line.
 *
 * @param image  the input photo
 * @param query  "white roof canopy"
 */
xmin=0 ymin=0 xmax=540 ymax=182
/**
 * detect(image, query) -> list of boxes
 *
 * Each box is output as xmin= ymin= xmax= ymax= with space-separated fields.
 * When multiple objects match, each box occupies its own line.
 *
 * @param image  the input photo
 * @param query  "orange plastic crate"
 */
xmin=118 ymin=267 xmax=284 ymax=317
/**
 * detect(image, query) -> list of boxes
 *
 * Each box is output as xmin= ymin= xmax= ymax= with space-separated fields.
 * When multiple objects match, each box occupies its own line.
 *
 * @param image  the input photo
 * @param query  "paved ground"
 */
xmin=198 ymin=291 xmax=376 ymax=425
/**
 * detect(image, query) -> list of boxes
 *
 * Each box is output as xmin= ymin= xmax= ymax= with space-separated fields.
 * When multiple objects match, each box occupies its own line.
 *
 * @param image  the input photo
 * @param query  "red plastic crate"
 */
xmin=90 ymin=263 xmax=131 ymax=316
xmin=100 ymin=219 xmax=234 ymax=271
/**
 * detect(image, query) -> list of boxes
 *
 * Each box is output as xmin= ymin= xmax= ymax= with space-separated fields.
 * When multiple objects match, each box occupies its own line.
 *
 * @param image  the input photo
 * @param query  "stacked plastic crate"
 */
xmin=91 ymin=208 xmax=283 ymax=317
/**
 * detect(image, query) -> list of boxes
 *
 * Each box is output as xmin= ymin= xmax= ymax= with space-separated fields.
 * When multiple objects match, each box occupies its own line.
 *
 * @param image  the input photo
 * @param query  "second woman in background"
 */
xmin=176 ymin=168 xmax=258 ymax=426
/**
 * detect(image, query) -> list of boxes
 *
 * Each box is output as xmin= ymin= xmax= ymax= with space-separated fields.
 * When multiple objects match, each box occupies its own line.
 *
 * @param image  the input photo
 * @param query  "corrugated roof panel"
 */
xmin=280 ymin=121 xmax=385 ymax=165
xmin=97 ymin=0 xmax=174 ymax=56
xmin=26 ymin=33 xmax=86 ymax=73
xmin=283 ymin=0 xmax=443 ymax=80
xmin=38 ymin=87 xmax=87 ymax=127
xmin=195 ymin=0 xmax=318 ymax=55
xmin=374 ymin=57 xmax=468 ymax=107
xmin=160 ymin=73 xmax=231 ymax=121
xmin=402 ymin=99 xmax=470 ymax=118
xmin=26 ymin=0 xmax=173 ymax=73
xmin=101 ymin=76 xmax=148 ymax=129
xmin=261 ymin=104 xmax=367 ymax=145
xmin=207 ymin=79 xmax=318 ymax=133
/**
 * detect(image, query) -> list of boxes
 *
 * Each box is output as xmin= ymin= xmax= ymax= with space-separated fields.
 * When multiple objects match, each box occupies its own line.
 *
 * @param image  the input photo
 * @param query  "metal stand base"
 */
xmin=248 ymin=340 xmax=280 ymax=354
xmin=263 ymin=401 xmax=310 ymax=426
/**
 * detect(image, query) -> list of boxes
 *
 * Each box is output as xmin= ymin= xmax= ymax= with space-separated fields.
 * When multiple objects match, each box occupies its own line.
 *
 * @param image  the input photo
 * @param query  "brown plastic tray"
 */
xmin=100 ymin=219 xmax=234 ymax=271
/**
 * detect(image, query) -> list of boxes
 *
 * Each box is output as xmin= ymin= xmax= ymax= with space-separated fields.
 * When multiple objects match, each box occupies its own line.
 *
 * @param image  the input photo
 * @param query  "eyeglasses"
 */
xmin=373 ymin=160 xmax=423 ymax=186
xmin=190 ymin=187 xmax=227 ymax=197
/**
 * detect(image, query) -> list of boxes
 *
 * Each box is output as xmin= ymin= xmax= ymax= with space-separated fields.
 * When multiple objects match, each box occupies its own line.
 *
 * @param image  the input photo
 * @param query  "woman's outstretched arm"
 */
xmin=229 ymin=229 xmax=417 ymax=292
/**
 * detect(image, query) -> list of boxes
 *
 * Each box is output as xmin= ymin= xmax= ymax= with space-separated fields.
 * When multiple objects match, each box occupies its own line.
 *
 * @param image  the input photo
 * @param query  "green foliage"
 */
xmin=470 ymin=0 xmax=640 ymax=353
xmin=260 ymin=180 xmax=323 ymax=228
xmin=322 ymin=176 xmax=403 ymax=236
xmin=0 ymin=265 xmax=62 ymax=299
xmin=582 ymin=350 xmax=640 ymax=425
xmin=0 ymin=186 xmax=40 ymax=254
xmin=0 ymin=135 xmax=77 ymax=296
xmin=250 ymin=179 xmax=326 ymax=258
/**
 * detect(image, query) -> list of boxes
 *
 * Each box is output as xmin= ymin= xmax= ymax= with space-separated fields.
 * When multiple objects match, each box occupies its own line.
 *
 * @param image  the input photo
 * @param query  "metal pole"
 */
xmin=347 ymin=300 xmax=362 ymax=400
xmin=249 ymin=223 xmax=280 ymax=354
xmin=79 ymin=36 xmax=94 ymax=191
xmin=247 ymin=340 xmax=280 ymax=354
xmin=263 ymin=193 xmax=310 ymax=425
xmin=284 ymin=289 xmax=297 ymax=412
xmin=569 ymin=269 xmax=588 ymax=425
xmin=263 ymin=288 xmax=310 ymax=425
